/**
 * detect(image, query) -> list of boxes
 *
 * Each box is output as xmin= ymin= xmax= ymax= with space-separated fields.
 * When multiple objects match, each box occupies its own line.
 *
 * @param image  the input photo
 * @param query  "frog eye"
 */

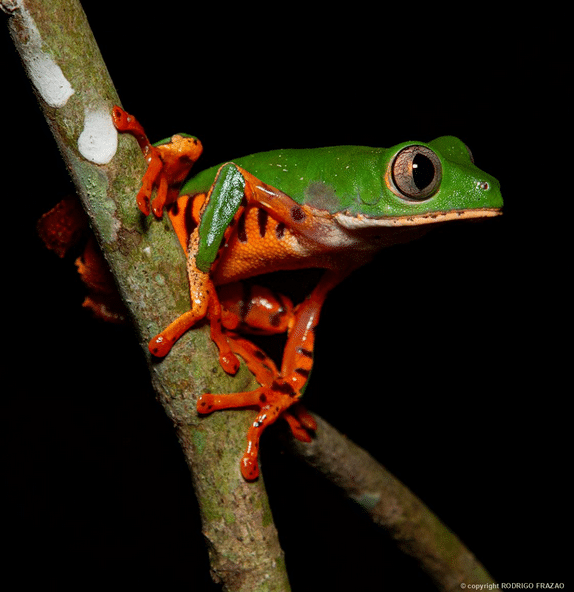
xmin=390 ymin=146 xmax=442 ymax=200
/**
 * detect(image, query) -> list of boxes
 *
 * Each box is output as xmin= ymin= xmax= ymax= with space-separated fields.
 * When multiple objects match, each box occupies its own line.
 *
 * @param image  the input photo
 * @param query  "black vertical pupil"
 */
xmin=412 ymin=154 xmax=435 ymax=190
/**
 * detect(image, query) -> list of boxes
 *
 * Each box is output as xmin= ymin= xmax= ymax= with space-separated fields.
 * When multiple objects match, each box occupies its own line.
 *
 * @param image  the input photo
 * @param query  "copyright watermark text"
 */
xmin=460 ymin=584 xmax=565 ymax=590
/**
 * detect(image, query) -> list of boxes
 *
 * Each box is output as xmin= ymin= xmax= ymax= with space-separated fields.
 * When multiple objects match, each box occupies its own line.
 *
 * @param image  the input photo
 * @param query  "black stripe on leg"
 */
xmin=257 ymin=208 xmax=268 ymax=237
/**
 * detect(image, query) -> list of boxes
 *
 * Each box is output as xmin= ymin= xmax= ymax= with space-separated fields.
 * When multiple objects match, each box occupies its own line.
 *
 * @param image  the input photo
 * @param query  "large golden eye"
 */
xmin=390 ymin=145 xmax=442 ymax=200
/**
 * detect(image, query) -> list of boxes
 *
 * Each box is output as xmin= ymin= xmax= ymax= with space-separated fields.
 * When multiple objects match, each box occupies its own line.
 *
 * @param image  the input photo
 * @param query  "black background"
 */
xmin=2 ymin=3 xmax=569 ymax=590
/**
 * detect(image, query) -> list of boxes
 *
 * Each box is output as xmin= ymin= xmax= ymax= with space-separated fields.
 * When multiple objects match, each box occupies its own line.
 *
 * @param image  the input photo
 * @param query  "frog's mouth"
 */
xmin=334 ymin=207 xmax=502 ymax=230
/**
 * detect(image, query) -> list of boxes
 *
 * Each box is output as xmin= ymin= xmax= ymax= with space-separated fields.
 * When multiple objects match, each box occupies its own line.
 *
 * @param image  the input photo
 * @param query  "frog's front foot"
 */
xmin=147 ymin=310 xmax=200 ymax=358
xmin=112 ymin=106 xmax=202 ymax=218
xmin=149 ymin=316 xmax=240 ymax=375
xmin=112 ymin=106 xmax=163 ymax=216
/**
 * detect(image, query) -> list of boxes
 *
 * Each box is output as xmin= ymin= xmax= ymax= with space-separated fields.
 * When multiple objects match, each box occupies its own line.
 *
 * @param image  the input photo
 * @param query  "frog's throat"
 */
xmin=334 ymin=207 xmax=502 ymax=229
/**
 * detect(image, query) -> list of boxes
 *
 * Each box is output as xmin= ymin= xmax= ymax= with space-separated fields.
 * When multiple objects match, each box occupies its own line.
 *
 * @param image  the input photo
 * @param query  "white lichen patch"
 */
xmin=17 ymin=5 xmax=74 ymax=107
xmin=78 ymin=107 xmax=118 ymax=164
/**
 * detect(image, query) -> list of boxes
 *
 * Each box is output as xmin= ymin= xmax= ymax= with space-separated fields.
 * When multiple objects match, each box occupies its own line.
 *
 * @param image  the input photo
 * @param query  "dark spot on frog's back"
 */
xmin=291 ymin=206 xmax=306 ymax=222
xmin=304 ymin=181 xmax=340 ymax=212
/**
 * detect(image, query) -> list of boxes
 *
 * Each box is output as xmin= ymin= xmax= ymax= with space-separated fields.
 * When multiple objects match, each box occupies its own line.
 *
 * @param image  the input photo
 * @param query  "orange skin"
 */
xmin=166 ymin=190 xmax=323 ymax=479
xmin=113 ymin=106 xmax=366 ymax=479
xmin=39 ymin=191 xmax=311 ymax=479
xmin=37 ymin=197 xmax=127 ymax=324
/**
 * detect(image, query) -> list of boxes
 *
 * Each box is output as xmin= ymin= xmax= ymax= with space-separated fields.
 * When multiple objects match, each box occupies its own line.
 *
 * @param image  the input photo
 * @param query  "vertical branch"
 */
xmin=3 ymin=1 xmax=290 ymax=590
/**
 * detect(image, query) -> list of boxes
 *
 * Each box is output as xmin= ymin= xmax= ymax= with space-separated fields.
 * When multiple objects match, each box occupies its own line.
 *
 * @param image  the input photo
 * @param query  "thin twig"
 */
xmin=287 ymin=414 xmax=497 ymax=592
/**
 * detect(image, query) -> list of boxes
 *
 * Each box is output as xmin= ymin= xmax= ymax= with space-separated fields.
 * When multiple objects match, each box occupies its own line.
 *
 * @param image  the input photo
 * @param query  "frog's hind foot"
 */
xmin=197 ymin=335 xmax=316 ymax=479
xmin=197 ymin=383 xmax=313 ymax=480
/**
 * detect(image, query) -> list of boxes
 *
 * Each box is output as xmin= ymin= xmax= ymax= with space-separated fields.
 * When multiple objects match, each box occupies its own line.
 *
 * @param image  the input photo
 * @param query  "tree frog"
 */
xmin=112 ymin=107 xmax=502 ymax=480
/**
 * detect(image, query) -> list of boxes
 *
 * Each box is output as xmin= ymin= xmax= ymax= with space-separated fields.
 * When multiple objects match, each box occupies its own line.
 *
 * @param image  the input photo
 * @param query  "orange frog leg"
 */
xmin=112 ymin=106 xmax=203 ymax=218
xmin=147 ymin=187 xmax=258 ymax=373
xmin=147 ymin=248 xmax=240 ymax=374
xmin=198 ymin=333 xmax=317 ymax=480
xmin=218 ymin=283 xmax=294 ymax=335
xmin=142 ymin=158 xmax=317 ymax=372
xmin=148 ymin=206 xmax=298 ymax=373
xmin=232 ymin=333 xmax=318 ymax=444
xmin=112 ymin=107 xmax=239 ymax=370
xmin=38 ymin=197 xmax=128 ymax=323
xmin=198 ymin=269 xmax=345 ymax=480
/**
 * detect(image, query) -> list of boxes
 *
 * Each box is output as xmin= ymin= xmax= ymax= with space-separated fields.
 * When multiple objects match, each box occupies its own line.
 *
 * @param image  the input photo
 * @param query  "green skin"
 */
xmin=176 ymin=135 xmax=502 ymax=272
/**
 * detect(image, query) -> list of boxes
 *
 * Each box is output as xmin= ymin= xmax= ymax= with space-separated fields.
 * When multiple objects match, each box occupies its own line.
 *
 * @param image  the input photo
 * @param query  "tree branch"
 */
xmin=5 ymin=1 xmax=499 ymax=590
xmin=3 ymin=1 xmax=289 ymax=590
xmin=287 ymin=414 xmax=497 ymax=592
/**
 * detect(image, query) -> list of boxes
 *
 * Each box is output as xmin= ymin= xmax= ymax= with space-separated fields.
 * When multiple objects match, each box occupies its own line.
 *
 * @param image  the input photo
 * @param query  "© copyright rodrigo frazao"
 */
xmin=460 ymin=584 xmax=566 ymax=590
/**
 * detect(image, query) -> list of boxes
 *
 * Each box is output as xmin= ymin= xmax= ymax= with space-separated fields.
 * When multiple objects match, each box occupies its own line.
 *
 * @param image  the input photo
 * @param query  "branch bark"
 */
xmin=3 ymin=1 xmax=289 ymax=590
xmin=5 ymin=2 xmax=499 ymax=590
xmin=286 ymin=415 xmax=497 ymax=592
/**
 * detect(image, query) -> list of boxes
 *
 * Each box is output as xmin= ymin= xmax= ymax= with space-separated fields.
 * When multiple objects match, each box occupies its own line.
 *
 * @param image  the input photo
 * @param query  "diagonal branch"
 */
xmin=3 ymin=1 xmax=289 ymax=590
xmin=286 ymin=414 xmax=497 ymax=592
